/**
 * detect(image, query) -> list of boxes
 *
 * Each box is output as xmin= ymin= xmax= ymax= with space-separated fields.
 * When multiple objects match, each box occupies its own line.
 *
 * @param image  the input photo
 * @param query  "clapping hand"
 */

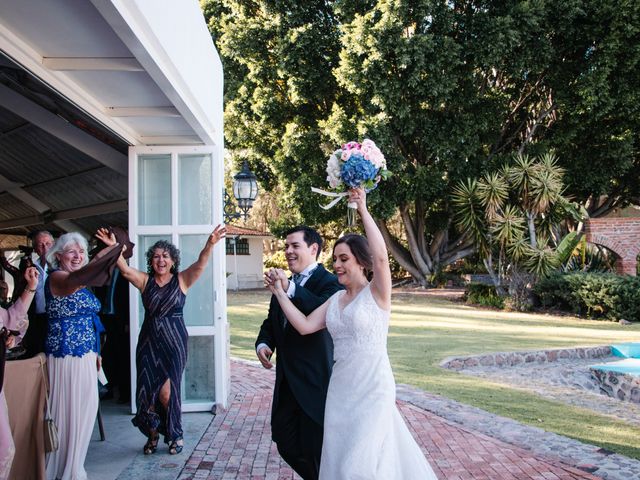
xmin=264 ymin=268 xmax=288 ymax=294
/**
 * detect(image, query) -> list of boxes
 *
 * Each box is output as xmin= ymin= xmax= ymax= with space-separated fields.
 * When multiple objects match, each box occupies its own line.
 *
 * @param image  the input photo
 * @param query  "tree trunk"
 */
xmin=377 ymin=219 xmax=429 ymax=286
xmin=527 ymin=211 xmax=537 ymax=248
xmin=483 ymin=256 xmax=506 ymax=296
xmin=377 ymin=213 xmax=477 ymax=287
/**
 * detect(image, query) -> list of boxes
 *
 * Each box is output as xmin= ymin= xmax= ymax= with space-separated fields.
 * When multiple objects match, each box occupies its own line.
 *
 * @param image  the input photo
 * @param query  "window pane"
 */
xmin=225 ymin=237 xmax=250 ymax=255
xmin=183 ymin=335 xmax=215 ymax=403
xmin=138 ymin=154 xmax=171 ymax=225
xmin=180 ymin=234 xmax=214 ymax=326
xmin=178 ymin=154 xmax=212 ymax=225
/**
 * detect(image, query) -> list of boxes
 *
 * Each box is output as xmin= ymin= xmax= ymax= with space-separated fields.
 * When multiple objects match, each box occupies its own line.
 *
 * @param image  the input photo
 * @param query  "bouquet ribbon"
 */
xmin=311 ymin=187 xmax=350 ymax=209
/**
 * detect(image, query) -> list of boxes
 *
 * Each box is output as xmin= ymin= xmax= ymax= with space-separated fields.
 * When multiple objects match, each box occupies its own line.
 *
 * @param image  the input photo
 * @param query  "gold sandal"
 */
xmin=168 ymin=438 xmax=183 ymax=455
xmin=143 ymin=434 xmax=159 ymax=455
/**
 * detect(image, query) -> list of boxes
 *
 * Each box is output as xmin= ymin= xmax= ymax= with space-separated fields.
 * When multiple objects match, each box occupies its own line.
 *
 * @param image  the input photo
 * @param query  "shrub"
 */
xmin=534 ymin=272 xmax=640 ymax=322
xmin=264 ymin=250 xmax=288 ymax=270
xmin=464 ymin=283 xmax=505 ymax=309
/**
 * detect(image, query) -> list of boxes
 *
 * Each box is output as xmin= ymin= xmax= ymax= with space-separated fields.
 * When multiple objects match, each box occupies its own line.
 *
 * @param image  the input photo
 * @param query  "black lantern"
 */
xmin=224 ymin=160 xmax=259 ymax=223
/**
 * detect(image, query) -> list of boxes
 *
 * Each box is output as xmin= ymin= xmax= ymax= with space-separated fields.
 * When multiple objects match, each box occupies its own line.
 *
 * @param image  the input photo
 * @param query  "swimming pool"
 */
xmin=590 ymin=358 xmax=640 ymax=376
xmin=590 ymin=345 xmax=640 ymax=403
xmin=590 ymin=343 xmax=640 ymax=377
xmin=611 ymin=342 xmax=640 ymax=359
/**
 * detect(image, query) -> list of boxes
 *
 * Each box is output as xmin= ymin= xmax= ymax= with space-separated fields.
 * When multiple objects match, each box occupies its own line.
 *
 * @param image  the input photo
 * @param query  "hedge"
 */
xmin=533 ymin=272 xmax=640 ymax=322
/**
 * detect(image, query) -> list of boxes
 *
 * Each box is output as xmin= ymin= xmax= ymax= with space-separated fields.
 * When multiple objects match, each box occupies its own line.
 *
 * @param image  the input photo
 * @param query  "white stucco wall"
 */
xmin=225 ymin=237 xmax=265 ymax=290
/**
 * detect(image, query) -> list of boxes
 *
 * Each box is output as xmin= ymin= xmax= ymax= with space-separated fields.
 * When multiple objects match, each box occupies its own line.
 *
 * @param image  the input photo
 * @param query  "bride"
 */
xmin=266 ymin=187 xmax=438 ymax=479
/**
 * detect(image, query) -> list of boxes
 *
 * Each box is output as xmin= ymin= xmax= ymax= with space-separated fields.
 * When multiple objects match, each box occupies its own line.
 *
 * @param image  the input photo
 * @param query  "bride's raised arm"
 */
xmin=266 ymin=268 xmax=330 ymax=334
xmin=349 ymin=187 xmax=392 ymax=310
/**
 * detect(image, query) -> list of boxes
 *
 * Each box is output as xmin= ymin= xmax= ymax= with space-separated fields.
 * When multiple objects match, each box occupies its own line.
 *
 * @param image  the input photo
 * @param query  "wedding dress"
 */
xmin=320 ymin=284 xmax=438 ymax=479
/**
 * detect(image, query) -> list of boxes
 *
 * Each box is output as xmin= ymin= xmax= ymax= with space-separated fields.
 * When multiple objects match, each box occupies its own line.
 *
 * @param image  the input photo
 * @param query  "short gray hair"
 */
xmin=31 ymin=230 xmax=53 ymax=246
xmin=47 ymin=232 xmax=89 ymax=270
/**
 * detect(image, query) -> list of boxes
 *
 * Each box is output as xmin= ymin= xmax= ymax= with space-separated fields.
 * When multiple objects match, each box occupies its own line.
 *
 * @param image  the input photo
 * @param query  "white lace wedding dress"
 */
xmin=320 ymin=284 xmax=438 ymax=479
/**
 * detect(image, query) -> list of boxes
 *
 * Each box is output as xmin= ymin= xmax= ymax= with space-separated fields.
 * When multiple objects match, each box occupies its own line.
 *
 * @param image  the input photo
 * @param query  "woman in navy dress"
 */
xmin=97 ymin=226 xmax=226 ymax=455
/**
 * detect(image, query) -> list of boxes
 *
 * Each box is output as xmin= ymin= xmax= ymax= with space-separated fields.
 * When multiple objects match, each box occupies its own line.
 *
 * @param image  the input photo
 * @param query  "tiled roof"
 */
xmin=225 ymin=225 xmax=272 ymax=237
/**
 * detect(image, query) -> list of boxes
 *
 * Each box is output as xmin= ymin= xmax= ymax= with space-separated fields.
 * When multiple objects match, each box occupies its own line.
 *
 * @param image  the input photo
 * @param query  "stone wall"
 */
xmin=440 ymin=346 xmax=612 ymax=370
xmin=440 ymin=345 xmax=640 ymax=405
xmin=590 ymin=369 xmax=640 ymax=404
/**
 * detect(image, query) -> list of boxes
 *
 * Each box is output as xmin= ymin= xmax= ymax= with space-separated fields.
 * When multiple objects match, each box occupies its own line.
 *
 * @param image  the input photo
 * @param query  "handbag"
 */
xmin=40 ymin=358 xmax=59 ymax=452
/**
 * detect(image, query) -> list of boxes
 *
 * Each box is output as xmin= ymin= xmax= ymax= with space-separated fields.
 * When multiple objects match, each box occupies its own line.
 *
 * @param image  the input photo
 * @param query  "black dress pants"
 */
xmin=271 ymin=377 xmax=324 ymax=480
xmin=22 ymin=312 xmax=48 ymax=358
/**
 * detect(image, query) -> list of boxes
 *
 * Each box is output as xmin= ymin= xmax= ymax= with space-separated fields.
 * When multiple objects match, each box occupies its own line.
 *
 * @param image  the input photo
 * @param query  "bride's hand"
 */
xmin=264 ymin=269 xmax=285 ymax=294
xmin=348 ymin=187 xmax=367 ymax=213
xmin=271 ymin=269 xmax=289 ymax=291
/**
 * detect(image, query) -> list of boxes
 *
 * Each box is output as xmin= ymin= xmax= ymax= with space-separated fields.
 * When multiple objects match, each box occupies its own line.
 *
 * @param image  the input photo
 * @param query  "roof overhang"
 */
xmin=0 ymin=0 xmax=223 ymax=236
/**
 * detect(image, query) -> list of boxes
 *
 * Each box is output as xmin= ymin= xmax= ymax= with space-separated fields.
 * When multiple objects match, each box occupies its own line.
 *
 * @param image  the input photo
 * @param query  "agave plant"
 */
xmin=452 ymin=151 xmax=588 ymax=308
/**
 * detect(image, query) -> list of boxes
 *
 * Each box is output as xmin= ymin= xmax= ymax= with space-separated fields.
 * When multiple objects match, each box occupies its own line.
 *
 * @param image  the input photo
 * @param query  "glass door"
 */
xmin=128 ymin=145 xmax=228 ymax=412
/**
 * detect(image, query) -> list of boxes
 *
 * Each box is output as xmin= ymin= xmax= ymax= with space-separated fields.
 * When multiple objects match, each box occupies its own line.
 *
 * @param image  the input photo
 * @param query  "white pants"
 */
xmin=0 ymin=391 xmax=15 ymax=480
xmin=45 ymin=353 xmax=98 ymax=480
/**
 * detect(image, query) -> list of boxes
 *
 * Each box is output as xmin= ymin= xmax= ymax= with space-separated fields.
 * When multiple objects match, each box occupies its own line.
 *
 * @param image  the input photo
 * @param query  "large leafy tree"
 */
xmin=204 ymin=0 xmax=343 ymax=229
xmin=203 ymin=0 xmax=640 ymax=285
xmin=542 ymin=0 xmax=640 ymax=216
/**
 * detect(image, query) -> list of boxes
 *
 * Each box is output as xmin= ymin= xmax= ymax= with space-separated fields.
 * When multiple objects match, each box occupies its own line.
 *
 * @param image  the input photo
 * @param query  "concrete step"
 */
xmin=590 ymin=358 xmax=640 ymax=375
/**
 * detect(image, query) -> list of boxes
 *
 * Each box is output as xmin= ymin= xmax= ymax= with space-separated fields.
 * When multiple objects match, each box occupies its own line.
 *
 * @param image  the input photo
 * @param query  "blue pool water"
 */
xmin=591 ymin=343 xmax=640 ymax=377
xmin=611 ymin=342 xmax=640 ymax=359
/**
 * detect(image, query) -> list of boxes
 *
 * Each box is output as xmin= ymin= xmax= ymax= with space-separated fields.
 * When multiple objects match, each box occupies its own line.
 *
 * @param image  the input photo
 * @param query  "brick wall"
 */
xmin=585 ymin=218 xmax=640 ymax=275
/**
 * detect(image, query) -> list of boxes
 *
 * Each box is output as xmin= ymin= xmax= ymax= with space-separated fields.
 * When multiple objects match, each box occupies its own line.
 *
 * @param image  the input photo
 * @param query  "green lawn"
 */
xmin=227 ymin=290 xmax=640 ymax=459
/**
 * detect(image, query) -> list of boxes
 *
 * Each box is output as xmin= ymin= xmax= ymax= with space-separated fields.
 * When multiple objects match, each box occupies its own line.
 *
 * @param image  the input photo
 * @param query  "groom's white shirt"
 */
xmin=285 ymin=262 xmax=318 ymax=297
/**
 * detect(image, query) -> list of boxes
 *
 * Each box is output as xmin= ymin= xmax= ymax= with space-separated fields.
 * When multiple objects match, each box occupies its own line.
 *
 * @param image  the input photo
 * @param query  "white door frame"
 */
xmin=128 ymin=145 xmax=228 ymax=413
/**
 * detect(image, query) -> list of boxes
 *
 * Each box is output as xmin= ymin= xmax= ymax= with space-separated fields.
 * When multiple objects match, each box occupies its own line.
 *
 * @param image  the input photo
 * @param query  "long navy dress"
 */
xmin=132 ymin=274 xmax=187 ymax=443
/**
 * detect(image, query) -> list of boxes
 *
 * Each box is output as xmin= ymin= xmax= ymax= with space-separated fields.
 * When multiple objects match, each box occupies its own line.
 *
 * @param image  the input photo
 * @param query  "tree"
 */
xmin=452 ymin=152 xmax=585 ymax=307
xmin=203 ymin=1 xmax=640 ymax=286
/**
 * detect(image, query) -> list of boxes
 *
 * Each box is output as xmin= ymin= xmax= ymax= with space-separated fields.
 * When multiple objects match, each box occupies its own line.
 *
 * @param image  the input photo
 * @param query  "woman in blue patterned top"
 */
xmin=44 ymin=232 xmax=118 ymax=480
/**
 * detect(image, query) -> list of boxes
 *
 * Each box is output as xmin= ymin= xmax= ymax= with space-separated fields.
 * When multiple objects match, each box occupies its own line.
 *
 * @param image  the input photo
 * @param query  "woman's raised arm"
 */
xmin=179 ymin=225 xmax=226 ymax=290
xmin=349 ymin=187 xmax=391 ymax=310
xmin=95 ymin=228 xmax=148 ymax=292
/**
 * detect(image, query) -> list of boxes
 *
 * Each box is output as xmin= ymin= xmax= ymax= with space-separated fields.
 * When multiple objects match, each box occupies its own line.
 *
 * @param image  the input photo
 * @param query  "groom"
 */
xmin=256 ymin=226 xmax=342 ymax=480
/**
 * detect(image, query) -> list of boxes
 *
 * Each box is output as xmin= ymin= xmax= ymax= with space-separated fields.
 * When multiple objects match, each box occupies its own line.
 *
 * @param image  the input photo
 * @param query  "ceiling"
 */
xmin=0 ymin=0 xmax=220 ymax=240
xmin=0 ymin=52 xmax=129 ymax=238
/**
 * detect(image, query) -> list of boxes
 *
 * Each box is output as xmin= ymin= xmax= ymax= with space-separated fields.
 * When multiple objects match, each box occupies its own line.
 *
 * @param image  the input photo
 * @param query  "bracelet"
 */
xmin=26 ymin=288 xmax=37 ymax=293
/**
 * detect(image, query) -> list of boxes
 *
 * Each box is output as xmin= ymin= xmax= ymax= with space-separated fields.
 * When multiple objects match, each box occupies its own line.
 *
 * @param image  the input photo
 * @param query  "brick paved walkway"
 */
xmin=178 ymin=360 xmax=600 ymax=480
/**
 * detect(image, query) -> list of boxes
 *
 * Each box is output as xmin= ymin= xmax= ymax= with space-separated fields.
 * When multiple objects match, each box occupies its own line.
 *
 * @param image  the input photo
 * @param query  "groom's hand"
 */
xmin=257 ymin=346 xmax=273 ymax=369
xmin=264 ymin=271 xmax=275 ymax=289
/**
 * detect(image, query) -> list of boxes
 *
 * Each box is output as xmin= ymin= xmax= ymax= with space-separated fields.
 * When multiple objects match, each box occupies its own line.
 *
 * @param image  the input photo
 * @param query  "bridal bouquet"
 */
xmin=312 ymin=139 xmax=391 ymax=225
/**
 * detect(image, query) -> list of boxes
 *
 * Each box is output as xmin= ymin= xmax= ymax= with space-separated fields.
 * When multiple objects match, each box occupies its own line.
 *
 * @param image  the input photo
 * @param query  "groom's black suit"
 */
xmin=256 ymin=264 xmax=342 ymax=480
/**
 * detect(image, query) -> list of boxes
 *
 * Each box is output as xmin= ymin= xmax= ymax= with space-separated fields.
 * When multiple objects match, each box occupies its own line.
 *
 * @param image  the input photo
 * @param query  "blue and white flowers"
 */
xmin=313 ymin=139 xmax=391 ymax=224
xmin=326 ymin=139 xmax=390 ymax=190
